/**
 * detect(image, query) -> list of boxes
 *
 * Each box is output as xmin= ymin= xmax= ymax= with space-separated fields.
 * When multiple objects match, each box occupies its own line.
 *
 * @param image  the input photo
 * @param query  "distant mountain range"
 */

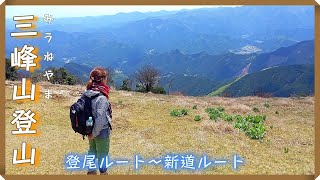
xmin=248 ymin=40 xmax=314 ymax=73
xmin=145 ymin=40 xmax=314 ymax=96
xmin=6 ymin=6 xmax=314 ymax=67
xmin=5 ymin=6 xmax=314 ymax=97
xmin=60 ymin=40 xmax=314 ymax=96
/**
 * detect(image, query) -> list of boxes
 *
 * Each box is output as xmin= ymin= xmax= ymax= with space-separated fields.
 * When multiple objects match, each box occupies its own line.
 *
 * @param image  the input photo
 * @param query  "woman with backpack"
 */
xmin=82 ymin=67 xmax=112 ymax=175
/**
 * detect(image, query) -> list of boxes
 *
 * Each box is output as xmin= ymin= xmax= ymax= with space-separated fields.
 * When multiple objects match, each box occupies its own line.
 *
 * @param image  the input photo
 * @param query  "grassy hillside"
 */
xmin=160 ymin=74 xmax=220 ymax=96
xmin=216 ymin=64 xmax=314 ymax=97
xmin=5 ymin=81 xmax=314 ymax=175
xmin=208 ymin=77 xmax=241 ymax=97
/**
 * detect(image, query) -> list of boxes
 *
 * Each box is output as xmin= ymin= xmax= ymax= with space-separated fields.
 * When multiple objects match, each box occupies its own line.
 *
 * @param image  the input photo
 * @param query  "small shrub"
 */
xmin=234 ymin=117 xmax=250 ymax=132
xmin=284 ymin=147 xmax=289 ymax=153
xmin=275 ymin=111 xmax=279 ymax=115
xmin=205 ymin=107 xmax=268 ymax=140
xmin=170 ymin=109 xmax=179 ymax=117
xmin=205 ymin=107 xmax=223 ymax=116
xmin=192 ymin=105 xmax=198 ymax=109
xmin=233 ymin=115 xmax=243 ymax=121
xmin=206 ymin=107 xmax=224 ymax=122
xmin=151 ymin=86 xmax=167 ymax=94
xmin=170 ymin=109 xmax=188 ymax=117
xmin=209 ymin=114 xmax=217 ymax=121
xmin=264 ymin=103 xmax=270 ymax=108
xmin=48 ymin=68 xmax=77 ymax=85
xmin=118 ymin=100 xmax=123 ymax=105
xmin=234 ymin=115 xmax=267 ymax=140
xmin=222 ymin=114 xmax=234 ymax=122
xmin=217 ymin=107 xmax=225 ymax=112
xmin=252 ymin=107 xmax=260 ymax=113
xmin=245 ymin=123 xmax=266 ymax=139
xmin=247 ymin=115 xmax=266 ymax=124
xmin=194 ymin=115 xmax=201 ymax=121
xmin=120 ymin=79 xmax=132 ymax=91
xmin=180 ymin=109 xmax=188 ymax=116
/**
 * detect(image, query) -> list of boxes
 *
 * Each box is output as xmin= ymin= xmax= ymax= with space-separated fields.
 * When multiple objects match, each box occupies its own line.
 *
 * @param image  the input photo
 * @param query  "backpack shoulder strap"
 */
xmin=83 ymin=95 xmax=94 ymax=118
xmin=90 ymin=93 xmax=102 ymax=100
xmin=84 ymin=93 xmax=103 ymax=118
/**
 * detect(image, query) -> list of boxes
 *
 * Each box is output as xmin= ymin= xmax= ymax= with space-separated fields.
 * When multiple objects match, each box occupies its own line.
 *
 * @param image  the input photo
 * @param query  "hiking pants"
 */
xmin=88 ymin=135 xmax=110 ymax=173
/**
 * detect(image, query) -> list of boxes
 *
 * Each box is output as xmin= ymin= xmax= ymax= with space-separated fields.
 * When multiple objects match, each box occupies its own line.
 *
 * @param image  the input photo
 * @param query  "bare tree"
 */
xmin=135 ymin=65 xmax=160 ymax=92
xmin=105 ymin=67 xmax=115 ymax=86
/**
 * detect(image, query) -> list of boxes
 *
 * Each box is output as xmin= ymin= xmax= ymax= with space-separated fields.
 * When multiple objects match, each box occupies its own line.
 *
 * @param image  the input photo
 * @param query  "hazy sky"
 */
xmin=6 ymin=5 xmax=240 ymax=18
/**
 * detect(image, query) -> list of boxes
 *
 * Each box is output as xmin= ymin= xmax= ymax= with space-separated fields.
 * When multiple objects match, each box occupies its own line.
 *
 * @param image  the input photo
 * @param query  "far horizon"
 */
xmin=6 ymin=5 xmax=241 ymax=18
xmin=5 ymin=5 xmax=314 ymax=97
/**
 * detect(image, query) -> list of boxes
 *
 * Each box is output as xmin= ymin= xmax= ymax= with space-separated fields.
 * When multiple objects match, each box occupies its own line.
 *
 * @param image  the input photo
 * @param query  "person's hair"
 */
xmin=86 ymin=67 xmax=108 ymax=90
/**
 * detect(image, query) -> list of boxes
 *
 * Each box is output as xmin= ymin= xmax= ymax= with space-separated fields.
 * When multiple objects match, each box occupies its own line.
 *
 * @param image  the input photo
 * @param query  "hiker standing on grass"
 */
xmin=83 ymin=67 xmax=113 ymax=175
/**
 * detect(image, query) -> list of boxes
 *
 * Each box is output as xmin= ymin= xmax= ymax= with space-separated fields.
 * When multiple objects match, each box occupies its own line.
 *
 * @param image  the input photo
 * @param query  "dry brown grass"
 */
xmin=5 ymin=81 xmax=314 ymax=175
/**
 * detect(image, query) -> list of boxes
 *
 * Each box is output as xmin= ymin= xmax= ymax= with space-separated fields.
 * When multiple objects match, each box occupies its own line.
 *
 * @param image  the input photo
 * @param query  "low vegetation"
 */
xmin=5 ymin=58 xmax=18 ymax=81
xmin=264 ymin=103 xmax=270 ymax=108
xmin=5 ymin=82 xmax=314 ymax=175
xmin=194 ymin=115 xmax=201 ymax=121
xmin=252 ymin=107 xmax=260 ymax=113
xmin=170 ymin=108 xmax=188 ymax=117
xmin=203 ymin=107 xmax=267 ymax=140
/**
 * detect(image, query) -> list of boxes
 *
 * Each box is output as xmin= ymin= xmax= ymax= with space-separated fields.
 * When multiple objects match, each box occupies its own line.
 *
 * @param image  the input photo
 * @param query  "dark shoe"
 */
xmin=87 ymin=171 xmax=97 ymax=175
xmin=100 ymin=171 xmax=108 ymax=175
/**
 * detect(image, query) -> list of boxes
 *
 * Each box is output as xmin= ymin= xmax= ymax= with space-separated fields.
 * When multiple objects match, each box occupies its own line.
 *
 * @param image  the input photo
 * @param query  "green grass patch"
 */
xmin=194 ymin=115 xmax=201 ymax=121
xmin=205 ymin=106 xmax=267 ymax=140
xmin=170 ymin=108 xmax=189 ymax=117
xmin=234 ymin=115 xmax=267 ymax=140
xmin=205 ymin=107 xmax=225 ymax=122
xmin=208 ymin=77 xmax=242 ymax=96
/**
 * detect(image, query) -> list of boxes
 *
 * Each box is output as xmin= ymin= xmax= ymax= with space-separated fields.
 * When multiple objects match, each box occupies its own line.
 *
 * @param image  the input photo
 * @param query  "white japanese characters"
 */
xmin=9 ymin=14 xmax=49 ymax=166
xmin=12 ymin=142 xmax=36 ymax=165
xmin=11 ymin=109 xmax=37 ymax=135
xmin=44 ymin=14 xmax=54 ymax=24
xmin=11 ymin=45 xmax=38 ymax=72
xmin=10 ymin=15 xmax=38 ymax=37
xmin=12 ymin=78 xmax=36 ymax=101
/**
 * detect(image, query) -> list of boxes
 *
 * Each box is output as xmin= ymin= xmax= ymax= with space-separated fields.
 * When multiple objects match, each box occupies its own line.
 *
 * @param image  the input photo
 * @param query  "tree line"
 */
xmin=5 ymin=58 xmax=166 ymax=94
xmin=119 ymin=65 xmax=166 ymax=94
